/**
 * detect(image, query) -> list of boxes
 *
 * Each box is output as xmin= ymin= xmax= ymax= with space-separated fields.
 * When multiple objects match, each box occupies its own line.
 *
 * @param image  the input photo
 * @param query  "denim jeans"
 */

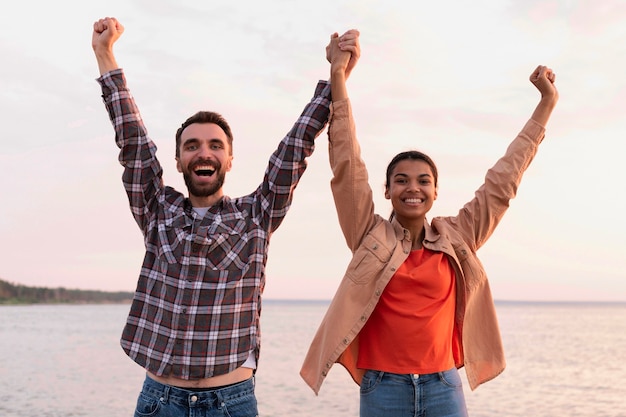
xmin=360 ymin=368 xmax=468 ymax=417
xmin=133 ymin=375 xmax=258 ymax=417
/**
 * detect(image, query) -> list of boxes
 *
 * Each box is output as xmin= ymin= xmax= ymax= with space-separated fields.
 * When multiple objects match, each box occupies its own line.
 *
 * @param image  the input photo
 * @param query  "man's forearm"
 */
xmin=94 ymin=48 xmax=119 ymax=76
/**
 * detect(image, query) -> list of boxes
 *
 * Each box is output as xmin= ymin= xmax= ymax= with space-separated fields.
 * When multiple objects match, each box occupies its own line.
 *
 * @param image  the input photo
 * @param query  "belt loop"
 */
xmin=215 ymin=390 xmax=225 ymax=410
xmin=161 ymin=385 xmax=170 ymax=404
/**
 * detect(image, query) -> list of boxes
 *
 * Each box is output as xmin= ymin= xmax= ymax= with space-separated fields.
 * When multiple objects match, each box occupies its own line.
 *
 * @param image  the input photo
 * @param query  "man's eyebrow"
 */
xmin=182 ymin=137 xmax=199 ymax=145
xmin=182 ymin=137 xmax=225 ymax=145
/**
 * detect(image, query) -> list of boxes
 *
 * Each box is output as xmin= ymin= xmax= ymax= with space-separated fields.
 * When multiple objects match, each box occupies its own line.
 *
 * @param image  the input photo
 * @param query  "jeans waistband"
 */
xmin=141 ymin=374 xmax=255 ymax=407
xmin=365 ymin=368 xmax=457 ymax=382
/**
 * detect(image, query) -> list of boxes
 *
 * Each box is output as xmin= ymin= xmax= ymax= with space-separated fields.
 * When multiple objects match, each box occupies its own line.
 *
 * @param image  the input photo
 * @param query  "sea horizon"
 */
xmin=263 ymin=298 xmax=626 ymax=305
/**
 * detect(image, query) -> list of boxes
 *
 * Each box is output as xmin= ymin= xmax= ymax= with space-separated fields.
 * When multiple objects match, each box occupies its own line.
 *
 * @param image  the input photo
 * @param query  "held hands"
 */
xmin=326 ymin=29 xmax=360 ymax=80
xmin=327 ymin=30 xmax=359 ymax=102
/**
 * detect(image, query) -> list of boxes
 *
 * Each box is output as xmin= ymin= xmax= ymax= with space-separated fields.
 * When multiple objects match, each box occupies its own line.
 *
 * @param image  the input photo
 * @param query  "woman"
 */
xmin=301 ymin=34 xmax=559 ymax=417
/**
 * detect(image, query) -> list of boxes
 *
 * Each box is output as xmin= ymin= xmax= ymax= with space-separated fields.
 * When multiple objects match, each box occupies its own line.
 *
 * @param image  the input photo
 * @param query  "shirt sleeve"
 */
xmin=97 ymin=69 xmax=164 ymax=233
xmin=255 ymin=80 xmax=332 ymax=233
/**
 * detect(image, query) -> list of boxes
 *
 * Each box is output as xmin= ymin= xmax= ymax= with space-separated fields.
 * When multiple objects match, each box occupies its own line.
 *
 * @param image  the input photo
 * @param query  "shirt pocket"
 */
xmin=199 ymin=218 xmax=252 ymax=272
xmin=157 ymin=214 xmax=190 ymax=264
xmin=345 ymin=234 xmax=392 ymax=284
xmin=452 ymin=241 xmax=485 ymax=291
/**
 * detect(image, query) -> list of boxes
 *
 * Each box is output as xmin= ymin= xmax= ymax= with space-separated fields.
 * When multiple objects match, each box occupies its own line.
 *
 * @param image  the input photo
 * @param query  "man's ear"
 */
xmin=225 ymin=155 xmax=233 ymax=172
xmin=176 ymin=157 xmax=182 ymax=173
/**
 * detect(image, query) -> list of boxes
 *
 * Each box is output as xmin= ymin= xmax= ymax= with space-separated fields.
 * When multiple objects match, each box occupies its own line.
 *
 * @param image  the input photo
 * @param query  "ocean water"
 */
xmin=0 ymin=301 xmax=625 ymax=417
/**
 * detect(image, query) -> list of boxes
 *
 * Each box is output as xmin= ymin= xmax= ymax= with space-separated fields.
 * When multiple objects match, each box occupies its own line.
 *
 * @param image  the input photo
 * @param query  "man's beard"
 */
xmin=182 ymin=164 xmax=226 ymax=198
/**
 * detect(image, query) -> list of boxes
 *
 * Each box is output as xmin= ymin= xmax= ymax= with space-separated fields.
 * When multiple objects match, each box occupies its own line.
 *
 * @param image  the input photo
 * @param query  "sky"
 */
xmin=1 ymin=0 xmax=625 ymax=302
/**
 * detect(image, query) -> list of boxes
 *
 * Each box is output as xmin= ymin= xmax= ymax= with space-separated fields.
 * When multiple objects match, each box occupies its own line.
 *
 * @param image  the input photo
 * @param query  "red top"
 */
xmin=357 ymin=248 xmax=457 ymax=374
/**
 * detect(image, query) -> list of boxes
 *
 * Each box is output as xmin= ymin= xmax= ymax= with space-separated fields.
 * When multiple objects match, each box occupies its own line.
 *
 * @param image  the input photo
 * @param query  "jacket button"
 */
xmin=360 ymin=316 xmax=366 ymax=321
xmin=322 ymin=371 xmax=327 ymax=376
xmin=343 ymin=338 xmax=349 ymax=344
xmin=390 ymin=267 xmax=396 ymax=272
xmin=372 ymin=244 xmax=378 ymax=250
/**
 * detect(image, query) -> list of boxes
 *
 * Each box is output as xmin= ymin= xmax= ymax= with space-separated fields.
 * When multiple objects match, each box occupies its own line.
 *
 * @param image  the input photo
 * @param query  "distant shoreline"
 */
xmin=1 ymin=279 xmax=623 ymax=306
xmin=0 ymin=278 xmax=133 ymax=305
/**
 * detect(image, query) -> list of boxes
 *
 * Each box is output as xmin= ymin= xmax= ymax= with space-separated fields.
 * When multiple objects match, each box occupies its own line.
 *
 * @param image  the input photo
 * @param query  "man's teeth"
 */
xmin=194 ymin=165 xmax=215 ymax=176
xmin=405 ymin=198 xmax=423 ymax=203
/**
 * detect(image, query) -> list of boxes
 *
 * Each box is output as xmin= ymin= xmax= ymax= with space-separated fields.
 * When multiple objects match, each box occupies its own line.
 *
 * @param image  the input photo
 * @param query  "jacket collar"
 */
xmin=423 ymin=219 xmax=441 ymax=244
xmin=390 ymin=216 xmax=441 ymax=244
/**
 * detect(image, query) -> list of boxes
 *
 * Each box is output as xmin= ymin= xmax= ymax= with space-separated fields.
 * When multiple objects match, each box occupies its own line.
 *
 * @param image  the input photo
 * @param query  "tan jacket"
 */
xmin=300 ymin=98 xmax=547 ymax=394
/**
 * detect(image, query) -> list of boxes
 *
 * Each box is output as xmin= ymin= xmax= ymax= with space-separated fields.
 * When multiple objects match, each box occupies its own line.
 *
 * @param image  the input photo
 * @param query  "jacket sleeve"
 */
xmin=452 ymin=119 xmax=546 ymax=250
xmin=328 ymin=98 xmax=378 ymax=252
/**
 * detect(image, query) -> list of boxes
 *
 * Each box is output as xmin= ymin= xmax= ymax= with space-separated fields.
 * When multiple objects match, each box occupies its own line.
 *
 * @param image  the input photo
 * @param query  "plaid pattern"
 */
xmin=98 ymin=69 xmax=331 ymax=379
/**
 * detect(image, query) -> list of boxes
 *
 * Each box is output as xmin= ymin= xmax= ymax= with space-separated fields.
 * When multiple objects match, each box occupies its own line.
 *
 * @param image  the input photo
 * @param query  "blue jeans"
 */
xmin=360 ymin=369 xmax=468 ymax=417
xmin=134 ymin=375 xmax=258 ymax=417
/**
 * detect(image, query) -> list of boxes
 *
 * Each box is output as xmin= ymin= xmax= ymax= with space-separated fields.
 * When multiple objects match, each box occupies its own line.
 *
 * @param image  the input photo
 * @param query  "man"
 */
xmin=91 ymin=16 xmax=360 ymax=417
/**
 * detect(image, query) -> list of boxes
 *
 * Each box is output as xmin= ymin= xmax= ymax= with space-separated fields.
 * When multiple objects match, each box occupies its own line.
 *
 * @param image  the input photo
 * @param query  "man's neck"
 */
xmin=189 ymin=191 xmax=224 ymax=209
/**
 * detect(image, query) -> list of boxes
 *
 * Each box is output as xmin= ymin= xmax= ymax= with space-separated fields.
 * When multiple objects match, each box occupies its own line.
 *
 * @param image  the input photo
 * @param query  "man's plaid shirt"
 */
xmin=98 ymin=69 xmax=331 ymax=379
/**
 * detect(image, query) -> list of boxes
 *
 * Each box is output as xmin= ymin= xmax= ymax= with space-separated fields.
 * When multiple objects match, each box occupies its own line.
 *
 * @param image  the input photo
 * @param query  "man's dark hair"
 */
xmin=175 ymin=111 xmax=234 ymax=157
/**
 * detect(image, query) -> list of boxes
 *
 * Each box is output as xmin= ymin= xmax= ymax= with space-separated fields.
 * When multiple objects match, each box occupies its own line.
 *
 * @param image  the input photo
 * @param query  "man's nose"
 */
xmin=197 ymin=143 xmax=213 ymax=157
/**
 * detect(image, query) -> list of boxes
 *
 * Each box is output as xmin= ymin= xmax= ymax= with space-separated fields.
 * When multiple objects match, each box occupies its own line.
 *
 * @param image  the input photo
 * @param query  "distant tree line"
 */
xmin=0 ymin=278 xmax=134 ymax=304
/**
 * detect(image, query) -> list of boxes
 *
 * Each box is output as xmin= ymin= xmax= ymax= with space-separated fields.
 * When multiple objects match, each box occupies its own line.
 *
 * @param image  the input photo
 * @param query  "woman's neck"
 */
xmin=395 ymin=217 xmax=426 ymax=249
